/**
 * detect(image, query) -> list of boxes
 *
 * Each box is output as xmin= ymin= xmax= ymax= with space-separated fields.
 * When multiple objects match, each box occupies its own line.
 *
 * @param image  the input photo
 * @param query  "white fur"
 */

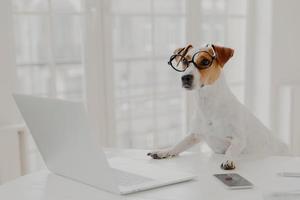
xmin=148 ymin=69 xmax=289 ymax=166
xmin=182 ymin=64 xmax=203 ymax=89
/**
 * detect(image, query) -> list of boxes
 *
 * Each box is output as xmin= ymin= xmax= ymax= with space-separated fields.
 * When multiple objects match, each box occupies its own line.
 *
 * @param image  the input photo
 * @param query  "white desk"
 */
xmin=0 ymin=149 xmax=300 ymax=200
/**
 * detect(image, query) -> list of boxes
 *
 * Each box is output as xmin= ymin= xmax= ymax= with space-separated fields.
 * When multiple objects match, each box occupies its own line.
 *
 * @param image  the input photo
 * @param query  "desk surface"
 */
xmin=1 ymin=149 xmax=300 ymax=200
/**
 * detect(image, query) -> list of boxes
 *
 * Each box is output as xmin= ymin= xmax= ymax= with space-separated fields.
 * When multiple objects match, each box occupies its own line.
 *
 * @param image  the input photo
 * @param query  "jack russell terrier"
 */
xmin=147 ymin=44 xmax=289 ymax=170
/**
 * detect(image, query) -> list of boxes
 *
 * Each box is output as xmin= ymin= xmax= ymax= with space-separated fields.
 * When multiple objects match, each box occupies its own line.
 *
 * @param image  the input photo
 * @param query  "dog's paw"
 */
xmin=147 ymin=149 xmax=178 ymax=159
xmin=220 ymin=160 xmax=236 ymax=170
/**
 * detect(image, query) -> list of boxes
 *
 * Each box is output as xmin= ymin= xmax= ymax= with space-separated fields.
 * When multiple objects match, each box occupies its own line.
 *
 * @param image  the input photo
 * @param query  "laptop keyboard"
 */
xmin=111 ymin=168 xmax=154 ymax=186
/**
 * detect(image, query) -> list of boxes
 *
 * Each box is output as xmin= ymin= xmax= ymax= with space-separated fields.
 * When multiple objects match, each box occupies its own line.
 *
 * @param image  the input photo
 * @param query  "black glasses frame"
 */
xmin=167 ymin=46 xmax=216 ymax=72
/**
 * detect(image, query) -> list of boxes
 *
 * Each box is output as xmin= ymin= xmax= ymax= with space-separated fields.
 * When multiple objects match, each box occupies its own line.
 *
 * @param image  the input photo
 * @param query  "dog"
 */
xmin=147 ymin=44 xmax=289 ymax=170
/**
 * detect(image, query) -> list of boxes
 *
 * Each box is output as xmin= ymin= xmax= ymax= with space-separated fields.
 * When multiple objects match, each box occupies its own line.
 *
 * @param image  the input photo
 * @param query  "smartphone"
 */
xmin=214 ymin=173 xmax=253 ymax=189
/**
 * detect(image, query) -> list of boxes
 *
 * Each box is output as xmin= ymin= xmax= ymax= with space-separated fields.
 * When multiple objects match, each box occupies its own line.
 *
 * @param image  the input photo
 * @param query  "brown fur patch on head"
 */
xmin=198 ymin=64 xmax=222 ymax=85
xmin=195 ymin=44 xmax=234 ymax=85
xmin=199 ymin=66 xmax=222 ymax=85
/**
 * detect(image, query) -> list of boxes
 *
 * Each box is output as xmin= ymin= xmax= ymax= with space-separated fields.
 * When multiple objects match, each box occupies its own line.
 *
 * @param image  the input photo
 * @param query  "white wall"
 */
xmin=271 ymin=0 xmax=300 ymax=154
xmin=271 ymin=0 xmax=300 ymax=84
xmin=0 ymin=0 xmax=20 ymax=126
xmin=238 ymin=0 xmax=300 ymax=154
xmin=245 ymin=0 xmax=272 ymax=128
xmin=0 ymin=0 xmax=23 ymax=184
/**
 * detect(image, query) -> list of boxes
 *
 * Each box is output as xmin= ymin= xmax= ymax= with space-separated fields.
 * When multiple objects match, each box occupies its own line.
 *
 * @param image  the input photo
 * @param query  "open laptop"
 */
xmin=13 ymin=94 xmax=196 ymax=195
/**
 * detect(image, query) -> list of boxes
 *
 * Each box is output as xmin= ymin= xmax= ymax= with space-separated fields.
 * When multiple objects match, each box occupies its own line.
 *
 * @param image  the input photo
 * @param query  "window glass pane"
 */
xmin=157 ymin=128 xmax=182 ymax=147
xmin=201 ymin=0 xmax=226 ymax=14
xmin=16 ymin=66 xmax=51 ymax=95
xmin=51 ymin=0 xmax=82 ymax=12
xmin=115 ymin=121 xmax=130 ymax=147
xmin=52 ymin=15 xmax=84 ymax=100
xmin=128 ymin=85 xmax=153 ymax=98
xmin=155 ymin=60 xmax=181 ymax=84
xmin=153 ymin=0 xmax=186 ymax=14
xmin=154 ymin=17 xmax=186 ymax=56
xmin=52 ymin=15 xmax=83 ymax=63
xmin=56 ymin=65 xmax=84 ymax=100
xmin=115 ymin=98 xmax=130 ymax=121
xmin=14 ymin=15 xmax=49 ymax=65
xmin=215 ymin=0 xmax=226 ymax=12
xmin=114 ymin=60 xmax=153 ymax=97
xmin=155 ymin=95 xmax=182 ymax=116
xmin=13 ymin=0 xmax=48 ymax=12
xmin=130 ymin=118 xmax=155 ymax=148
xmin=201 ymin=0 xmax=213 ymax=11
xmin=156 ymin=115 xmax=182 ymax=147
xmin=113 ymin=16 xmax=152 ymax=59
xmin=225 ymin=18 xmax=246 ymax=83
xmin=201 ymin=21 xmax=225 ymax=44
xmin=127 ymin=60 xmax=153 ymax=86
xmin=129 ymin=96 xmax=154 ymax=119
xmin=228 ymin=0 xmax=247 ymax=15
xmin=14 ymin=10 xmax=85 ymax=100
xmin=114 ymin=61 xmax=153 ymax=99
xmin=111 ymin=0 xmax=151 ymax=14
xmin=113 ymin=61 xmax=129 ymax=93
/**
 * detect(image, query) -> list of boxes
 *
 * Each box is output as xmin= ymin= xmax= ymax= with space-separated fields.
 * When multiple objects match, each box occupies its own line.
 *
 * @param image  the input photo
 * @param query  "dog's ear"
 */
xmin=173 ymin=44 xmax=193 ymax=62
xmin=173 ymin=44 xmax=193 ymax=55
xmin=173 ymin=47 xmax=184 ymax=55
xmin=212 ymin=45 xmax=234 ymax=67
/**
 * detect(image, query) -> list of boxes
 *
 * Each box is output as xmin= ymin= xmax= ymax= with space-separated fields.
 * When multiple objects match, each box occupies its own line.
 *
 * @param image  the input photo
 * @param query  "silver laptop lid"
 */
xmin=13 ymin=94 xmax=119 ymax=194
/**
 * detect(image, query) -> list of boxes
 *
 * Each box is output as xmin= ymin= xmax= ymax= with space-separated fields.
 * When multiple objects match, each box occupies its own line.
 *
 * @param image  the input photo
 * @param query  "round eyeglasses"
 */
xmin=167 ymin=46 xmax=216 ymax=72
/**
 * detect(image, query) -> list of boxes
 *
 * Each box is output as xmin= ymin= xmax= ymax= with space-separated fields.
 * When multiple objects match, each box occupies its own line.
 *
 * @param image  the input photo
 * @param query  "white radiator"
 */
xmin=0 ymin=124 xmax=25 ymax=184
xmin=278 ymin=84 xmax=300 ymax=156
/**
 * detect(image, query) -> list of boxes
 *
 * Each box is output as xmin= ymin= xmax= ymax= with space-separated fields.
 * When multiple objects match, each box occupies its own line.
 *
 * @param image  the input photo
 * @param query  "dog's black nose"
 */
xmin=181 ymin=74 xmax=193 ymax=83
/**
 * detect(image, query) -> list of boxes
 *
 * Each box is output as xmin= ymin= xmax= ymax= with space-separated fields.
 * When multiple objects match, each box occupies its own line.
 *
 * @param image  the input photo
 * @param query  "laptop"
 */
xmin=13 ymin=94 xmax=196 ymax=194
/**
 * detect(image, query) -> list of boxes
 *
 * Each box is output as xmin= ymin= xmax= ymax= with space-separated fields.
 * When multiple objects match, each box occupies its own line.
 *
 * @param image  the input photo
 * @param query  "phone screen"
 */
xmin=214 ymin=173 xmax=253 ymax=188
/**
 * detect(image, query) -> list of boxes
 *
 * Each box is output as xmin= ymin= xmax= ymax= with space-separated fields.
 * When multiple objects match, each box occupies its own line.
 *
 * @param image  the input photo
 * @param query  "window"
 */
xmin=12 ymin=0 xmax=87 ymax=172
xmin=109 ymin=0 xmax=248 ymax=148
xmin=109 ymin=0 xmax=187 ymax=148
xmin=13 ymin=0 xmax=86 ymax=100
xmin=12 ymin=0 xmax=250 ymax=173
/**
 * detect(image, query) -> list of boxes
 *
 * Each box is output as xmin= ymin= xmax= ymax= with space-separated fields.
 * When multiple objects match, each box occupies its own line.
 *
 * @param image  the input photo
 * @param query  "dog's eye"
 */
xmin=182 ymin=59 xmax=189 ymax=66
xmin=200 ymin=59 xmax=210 ymax=66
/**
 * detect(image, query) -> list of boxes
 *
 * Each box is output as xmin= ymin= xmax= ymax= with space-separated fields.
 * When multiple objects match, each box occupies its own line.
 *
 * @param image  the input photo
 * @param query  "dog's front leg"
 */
xmin=147 ymin=133 xmax=202 ymax=159
xmin=221 ymin=137 xmax=246 ymax=170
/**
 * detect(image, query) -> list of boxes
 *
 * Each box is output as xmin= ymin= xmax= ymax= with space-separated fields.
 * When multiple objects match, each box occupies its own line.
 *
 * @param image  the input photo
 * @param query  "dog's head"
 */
xmin=169 ymin=44 xmax=234 ymax=90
